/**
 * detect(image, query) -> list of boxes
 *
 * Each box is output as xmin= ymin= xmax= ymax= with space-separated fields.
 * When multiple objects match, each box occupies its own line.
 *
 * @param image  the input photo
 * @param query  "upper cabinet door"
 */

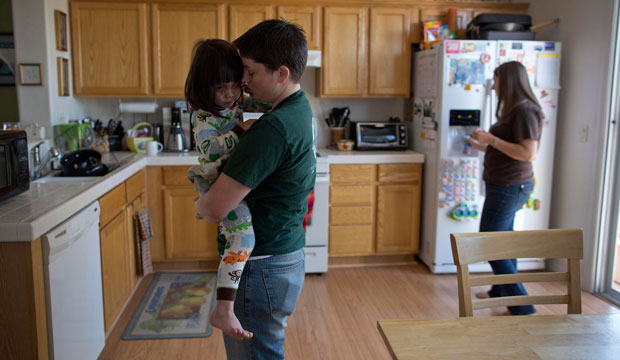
xmin=71 ymin=2 xmax=149 ymax=96
xmin=229 ymin=5 xmax=274 ymax=41
xmin=369 ymin=7 xmax=410 ymax=97
xmin=277 ymin=6 xmax=321 ymax=50
xmin=321 ymin=7 xmax=367 ymax=97
xmin=151 ymin=3 xmax=226 ymax=96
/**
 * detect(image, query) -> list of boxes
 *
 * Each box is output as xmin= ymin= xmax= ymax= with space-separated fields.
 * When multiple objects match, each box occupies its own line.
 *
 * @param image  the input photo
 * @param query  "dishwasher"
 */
xmin=42 ymin=201 xmax=105 ymax=360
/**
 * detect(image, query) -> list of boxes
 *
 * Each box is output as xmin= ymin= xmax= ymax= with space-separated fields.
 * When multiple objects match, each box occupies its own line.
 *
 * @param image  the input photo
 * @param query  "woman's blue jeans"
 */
xmin=223 ymin=249 xmax=305 ymax=359
xmin=479 ymin=181 xmax=536 ymax=315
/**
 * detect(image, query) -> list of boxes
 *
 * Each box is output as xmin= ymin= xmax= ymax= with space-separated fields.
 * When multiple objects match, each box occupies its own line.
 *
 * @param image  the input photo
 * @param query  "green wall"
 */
xmin=0 ymin=0 xmax=18 ymax=123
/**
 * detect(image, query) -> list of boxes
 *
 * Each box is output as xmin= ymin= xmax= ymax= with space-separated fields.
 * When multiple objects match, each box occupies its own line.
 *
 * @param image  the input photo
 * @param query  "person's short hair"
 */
xmin=184 ymin=39 xmax=243 ymax=115
xmin=233 ymin=19 xmax=307 ymax=83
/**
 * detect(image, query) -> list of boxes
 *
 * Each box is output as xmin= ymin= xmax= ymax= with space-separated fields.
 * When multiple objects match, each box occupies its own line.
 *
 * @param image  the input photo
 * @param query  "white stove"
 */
xmin=305 ymin=153 xmax=329 ymax=273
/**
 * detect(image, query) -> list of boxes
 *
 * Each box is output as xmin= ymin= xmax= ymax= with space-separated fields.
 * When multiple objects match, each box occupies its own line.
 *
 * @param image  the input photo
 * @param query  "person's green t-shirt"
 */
xmin=220 ymin=90 xmax=316 ymax=256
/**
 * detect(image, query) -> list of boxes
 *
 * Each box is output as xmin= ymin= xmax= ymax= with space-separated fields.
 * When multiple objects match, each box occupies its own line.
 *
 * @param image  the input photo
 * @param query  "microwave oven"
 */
xmin=351 ymin=121 xmax=408 ymax=150
xmin=0 ymin=130 xmax=30 ymax=202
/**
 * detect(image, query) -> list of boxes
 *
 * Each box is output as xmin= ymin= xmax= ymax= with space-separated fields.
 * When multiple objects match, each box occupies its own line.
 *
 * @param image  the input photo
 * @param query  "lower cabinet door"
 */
xmin=376 ymin=184 xmax=421 ymax=253
xmin=100 ymin=211 xmax=132 ymax=331
xmin=329 ymin=224 xmax=374 ymax=255
xmin=163 ymin=187 xmax=219 ymax=259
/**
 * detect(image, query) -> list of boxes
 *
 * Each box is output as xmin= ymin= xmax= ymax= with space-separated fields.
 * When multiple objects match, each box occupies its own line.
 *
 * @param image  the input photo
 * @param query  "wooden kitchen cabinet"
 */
xmin=100 ymin=209 xmax=132 ymax=331
xmin=321 ymin=6 xmax=410 ymax=97
xmin=376 ymin=164 xmax=422 ymax=253
xmin=70 ymin=1 xmax=150 ymax=96
xmin=321 ymin=6 xmax=367 ymax=97
xmin=151 ymin=3 xmax=226 ymax=96
xmin=98 ymin=169 xmax=146 ymax=332
xmin=146 ymin=166 xmax=219 ymax=262
xmin=229 ymin=4 xmax=274 ymax=41
xmin=329 ymin=163 xmax=421 ymax=257
xmin=277 ymin=5 xmax=321 ymax=50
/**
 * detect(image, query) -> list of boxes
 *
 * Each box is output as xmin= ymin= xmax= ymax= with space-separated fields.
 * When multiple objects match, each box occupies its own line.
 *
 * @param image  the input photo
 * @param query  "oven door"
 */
xmin=304 ymin=172 xmax=329 ymax=273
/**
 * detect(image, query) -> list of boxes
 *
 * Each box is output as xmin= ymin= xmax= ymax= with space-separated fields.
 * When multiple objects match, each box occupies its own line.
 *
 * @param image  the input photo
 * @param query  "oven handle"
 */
xmin=315 ymin=173 xmax=330 ymax=183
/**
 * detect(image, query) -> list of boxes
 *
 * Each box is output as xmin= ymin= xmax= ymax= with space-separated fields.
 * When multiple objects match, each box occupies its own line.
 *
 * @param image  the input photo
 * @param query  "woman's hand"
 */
xmin=465 ymin=135 xmax=487 ymax=152
xmin=470 ymin=128 xmax=495 ymax=146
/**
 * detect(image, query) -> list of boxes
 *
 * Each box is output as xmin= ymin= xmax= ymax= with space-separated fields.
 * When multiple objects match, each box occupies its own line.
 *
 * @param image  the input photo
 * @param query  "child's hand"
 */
xmin=240 ymin=119 xmax=256 ymax=131
xmin=194 ymin=195 xmax=203 ymax=220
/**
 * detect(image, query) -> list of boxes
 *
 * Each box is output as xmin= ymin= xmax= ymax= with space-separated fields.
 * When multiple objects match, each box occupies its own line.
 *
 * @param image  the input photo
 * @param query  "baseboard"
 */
xmin=328 ymin=254 xmax=417 ymax=268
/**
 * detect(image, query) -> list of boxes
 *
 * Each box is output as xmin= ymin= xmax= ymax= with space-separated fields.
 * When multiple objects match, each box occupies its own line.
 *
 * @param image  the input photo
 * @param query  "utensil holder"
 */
xmin=330 ymin=127 xmax=345 ymax=146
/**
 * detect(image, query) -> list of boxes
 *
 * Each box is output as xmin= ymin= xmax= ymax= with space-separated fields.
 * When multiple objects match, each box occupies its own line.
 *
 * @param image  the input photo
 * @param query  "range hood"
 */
xmin=307 ymin=50 xmax=321 ymax=68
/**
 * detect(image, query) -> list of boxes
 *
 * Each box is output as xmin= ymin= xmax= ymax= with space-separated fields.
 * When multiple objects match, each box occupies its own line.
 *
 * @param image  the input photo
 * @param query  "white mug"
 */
xmin=146 ymin=141 xmax=164 ymax=156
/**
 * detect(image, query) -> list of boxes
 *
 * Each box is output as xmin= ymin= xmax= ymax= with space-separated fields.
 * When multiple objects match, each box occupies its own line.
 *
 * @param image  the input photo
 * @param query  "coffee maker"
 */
xmin=162 ymin=106 xmax=193 ymax=152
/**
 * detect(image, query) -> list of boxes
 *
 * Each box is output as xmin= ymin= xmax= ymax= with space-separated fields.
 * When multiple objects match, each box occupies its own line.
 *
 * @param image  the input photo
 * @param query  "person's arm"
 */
xmin=471 ymin=129 xmax=538 ymax=161
xmin=195 ymin=173 xmax=251 ymax=223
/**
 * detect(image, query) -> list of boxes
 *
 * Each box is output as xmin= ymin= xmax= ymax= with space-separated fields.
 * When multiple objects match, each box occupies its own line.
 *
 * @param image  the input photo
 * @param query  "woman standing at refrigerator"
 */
xmin=467 ymin=61 xmax=543 ymax=316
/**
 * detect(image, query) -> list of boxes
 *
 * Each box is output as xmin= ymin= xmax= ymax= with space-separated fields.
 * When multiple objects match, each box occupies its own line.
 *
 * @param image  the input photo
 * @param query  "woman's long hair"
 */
xmin=494 ymin=61 xmax=543 ymax=122
xmin=184 ymin=39 xmax=243 ymax=116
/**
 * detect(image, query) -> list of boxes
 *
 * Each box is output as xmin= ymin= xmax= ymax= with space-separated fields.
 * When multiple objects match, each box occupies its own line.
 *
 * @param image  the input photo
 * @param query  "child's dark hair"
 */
xmin=185 ymin=39 xmax=243 ymax=116
xmin=233 ymin=19 xmax=307 ymax=83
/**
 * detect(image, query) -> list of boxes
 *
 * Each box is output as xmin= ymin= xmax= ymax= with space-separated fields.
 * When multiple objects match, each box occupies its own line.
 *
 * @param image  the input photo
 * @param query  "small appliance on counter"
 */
xmin=0 ymin=130 xmax=29 ymax=202
xmin=351 ymin=121 xmax=408 ymax=150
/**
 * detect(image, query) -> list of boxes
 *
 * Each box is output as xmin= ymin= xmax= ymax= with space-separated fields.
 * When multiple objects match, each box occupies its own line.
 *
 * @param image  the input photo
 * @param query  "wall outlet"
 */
xmin=579 ymin=124 xmax=589 ymax=143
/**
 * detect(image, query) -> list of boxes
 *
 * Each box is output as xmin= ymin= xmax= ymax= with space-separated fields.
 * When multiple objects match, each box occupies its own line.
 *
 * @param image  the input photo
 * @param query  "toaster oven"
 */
xmin=352 ymin=122 xmax=408 ymax=150
xmin=0 ymin=130 xmax=30 ymax=202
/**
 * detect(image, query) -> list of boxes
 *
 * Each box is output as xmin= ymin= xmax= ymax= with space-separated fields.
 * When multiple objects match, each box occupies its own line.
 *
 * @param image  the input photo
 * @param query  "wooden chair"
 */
xmin=450 ymin=229 xmax=583 ymax=317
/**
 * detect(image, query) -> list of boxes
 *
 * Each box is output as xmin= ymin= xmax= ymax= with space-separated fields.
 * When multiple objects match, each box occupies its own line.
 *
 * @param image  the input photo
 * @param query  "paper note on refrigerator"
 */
xmin=414 ymin=51 xmax=438 ymax=98
xmin=535 ymin=54 xmax=561 ymax=89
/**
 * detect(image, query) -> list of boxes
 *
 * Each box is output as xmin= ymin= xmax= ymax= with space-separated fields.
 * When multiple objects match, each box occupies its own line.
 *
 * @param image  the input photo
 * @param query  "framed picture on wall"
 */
xmin=54 ymin=10 xmax=68 ymax=51
xmin=19 ymin=64 xmax=43 ymax=86
xmin=57 ymin=57 xmax=69 ymax=96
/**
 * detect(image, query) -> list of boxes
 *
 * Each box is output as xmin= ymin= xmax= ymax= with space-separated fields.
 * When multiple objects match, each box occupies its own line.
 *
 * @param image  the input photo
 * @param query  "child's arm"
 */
xmin=193 ymin=110 xmax=245 ymax=162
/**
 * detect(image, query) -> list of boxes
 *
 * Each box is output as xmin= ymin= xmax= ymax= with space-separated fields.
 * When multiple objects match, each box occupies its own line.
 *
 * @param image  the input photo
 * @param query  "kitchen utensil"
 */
xmin=330 ymin=127 xmax=345 ymax=145
xmin=59 ymin=149 xmax=108 ymax=176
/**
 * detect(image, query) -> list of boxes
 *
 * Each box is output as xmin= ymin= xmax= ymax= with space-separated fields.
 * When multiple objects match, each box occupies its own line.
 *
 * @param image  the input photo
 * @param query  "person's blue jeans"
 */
xmin=223 ymin=249 xmax=305 ymax=359
xmin=479 ymin=181 xmax=536 ymax=315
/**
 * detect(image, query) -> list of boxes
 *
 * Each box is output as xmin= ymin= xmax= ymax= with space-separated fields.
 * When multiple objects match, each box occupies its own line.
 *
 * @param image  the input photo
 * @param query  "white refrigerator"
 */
xmin=411 ymin=40 xmax=561 ymax=273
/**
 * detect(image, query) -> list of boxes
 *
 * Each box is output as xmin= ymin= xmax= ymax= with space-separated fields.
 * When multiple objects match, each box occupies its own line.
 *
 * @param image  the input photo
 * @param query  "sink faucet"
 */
xmin=31 ymin=143 xmax=61 ymax=180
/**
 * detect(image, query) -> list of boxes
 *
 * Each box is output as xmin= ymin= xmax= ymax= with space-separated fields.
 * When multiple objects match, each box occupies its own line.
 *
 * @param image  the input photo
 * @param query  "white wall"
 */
xmin=526 ymin=0 xmax=617 ymax=290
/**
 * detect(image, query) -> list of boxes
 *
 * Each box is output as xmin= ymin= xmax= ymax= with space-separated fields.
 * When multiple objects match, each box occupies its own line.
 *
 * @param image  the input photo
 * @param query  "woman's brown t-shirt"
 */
xmin=483 ymin=101 xmax=542 ymax=185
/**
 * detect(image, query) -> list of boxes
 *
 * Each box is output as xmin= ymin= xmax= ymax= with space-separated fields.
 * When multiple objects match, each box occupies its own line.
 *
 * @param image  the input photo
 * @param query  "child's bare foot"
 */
xmin=210 ymin=300 xmax=253 ymax=340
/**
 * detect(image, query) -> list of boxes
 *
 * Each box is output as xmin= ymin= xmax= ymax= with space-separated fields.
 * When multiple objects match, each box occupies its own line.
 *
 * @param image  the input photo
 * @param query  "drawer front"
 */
xmin=330 ymin=164 xmax=375 ymax=184
xmin=162 ymin=166 xmax=192 ymax=186
xmin=99 ymin=183 xmax=126 ymax=227
xmin=330 ymin=185 xmax=374 ymax=205
xmin=377 ymin=163 xmax=422 ymax=183
xmin=329 ymin=225 xmax=373 ymax=255
xmin=125 ymin=169 xmax=145 ymax=202
xmin=330 ymin=206 xmax=373 ymax=225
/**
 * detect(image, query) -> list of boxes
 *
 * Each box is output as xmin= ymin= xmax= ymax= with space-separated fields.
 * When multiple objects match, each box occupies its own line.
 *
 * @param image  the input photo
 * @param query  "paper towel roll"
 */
xmin=119 ymin=102 xmax=159 ymax=113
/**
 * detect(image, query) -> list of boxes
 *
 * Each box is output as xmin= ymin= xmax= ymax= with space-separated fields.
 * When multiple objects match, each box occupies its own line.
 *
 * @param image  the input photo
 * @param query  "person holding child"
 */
xmin=467 ymin=61 xmax=543 ymax=316
xmin=185 ymin=38 xmax=270 ymax=341
xmin=194 ymin=20 xmax=315 ymax=359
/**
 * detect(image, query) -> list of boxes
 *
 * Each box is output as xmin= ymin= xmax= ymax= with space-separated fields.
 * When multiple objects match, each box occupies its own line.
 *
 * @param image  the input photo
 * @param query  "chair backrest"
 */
xmin=450 ymin=229 xmax=583 ymax=317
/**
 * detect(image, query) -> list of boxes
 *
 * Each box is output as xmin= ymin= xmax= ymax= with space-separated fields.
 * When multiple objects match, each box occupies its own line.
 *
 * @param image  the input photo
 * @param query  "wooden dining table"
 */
xmin=377 ymin=314 xmax=620 ymax=359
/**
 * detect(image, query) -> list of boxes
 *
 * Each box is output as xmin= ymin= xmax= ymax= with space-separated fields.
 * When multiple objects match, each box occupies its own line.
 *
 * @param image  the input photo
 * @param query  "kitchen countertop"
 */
xmin=0 ymin=151 xmax=201 ymax=242
xmin=0 ymin=148 xmax=424 ymax=242
xmin=319 ymin=147 xmax=424 ymax=164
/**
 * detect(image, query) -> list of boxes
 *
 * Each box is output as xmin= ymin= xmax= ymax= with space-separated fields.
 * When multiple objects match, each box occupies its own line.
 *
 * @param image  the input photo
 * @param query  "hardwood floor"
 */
xmin=99 ymin=262 xmax=620 ymax=360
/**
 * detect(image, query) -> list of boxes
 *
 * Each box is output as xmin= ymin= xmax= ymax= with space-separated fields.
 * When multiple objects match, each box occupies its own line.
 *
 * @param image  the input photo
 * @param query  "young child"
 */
xmin=184 ymin=39 xmax=268 ymax=340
